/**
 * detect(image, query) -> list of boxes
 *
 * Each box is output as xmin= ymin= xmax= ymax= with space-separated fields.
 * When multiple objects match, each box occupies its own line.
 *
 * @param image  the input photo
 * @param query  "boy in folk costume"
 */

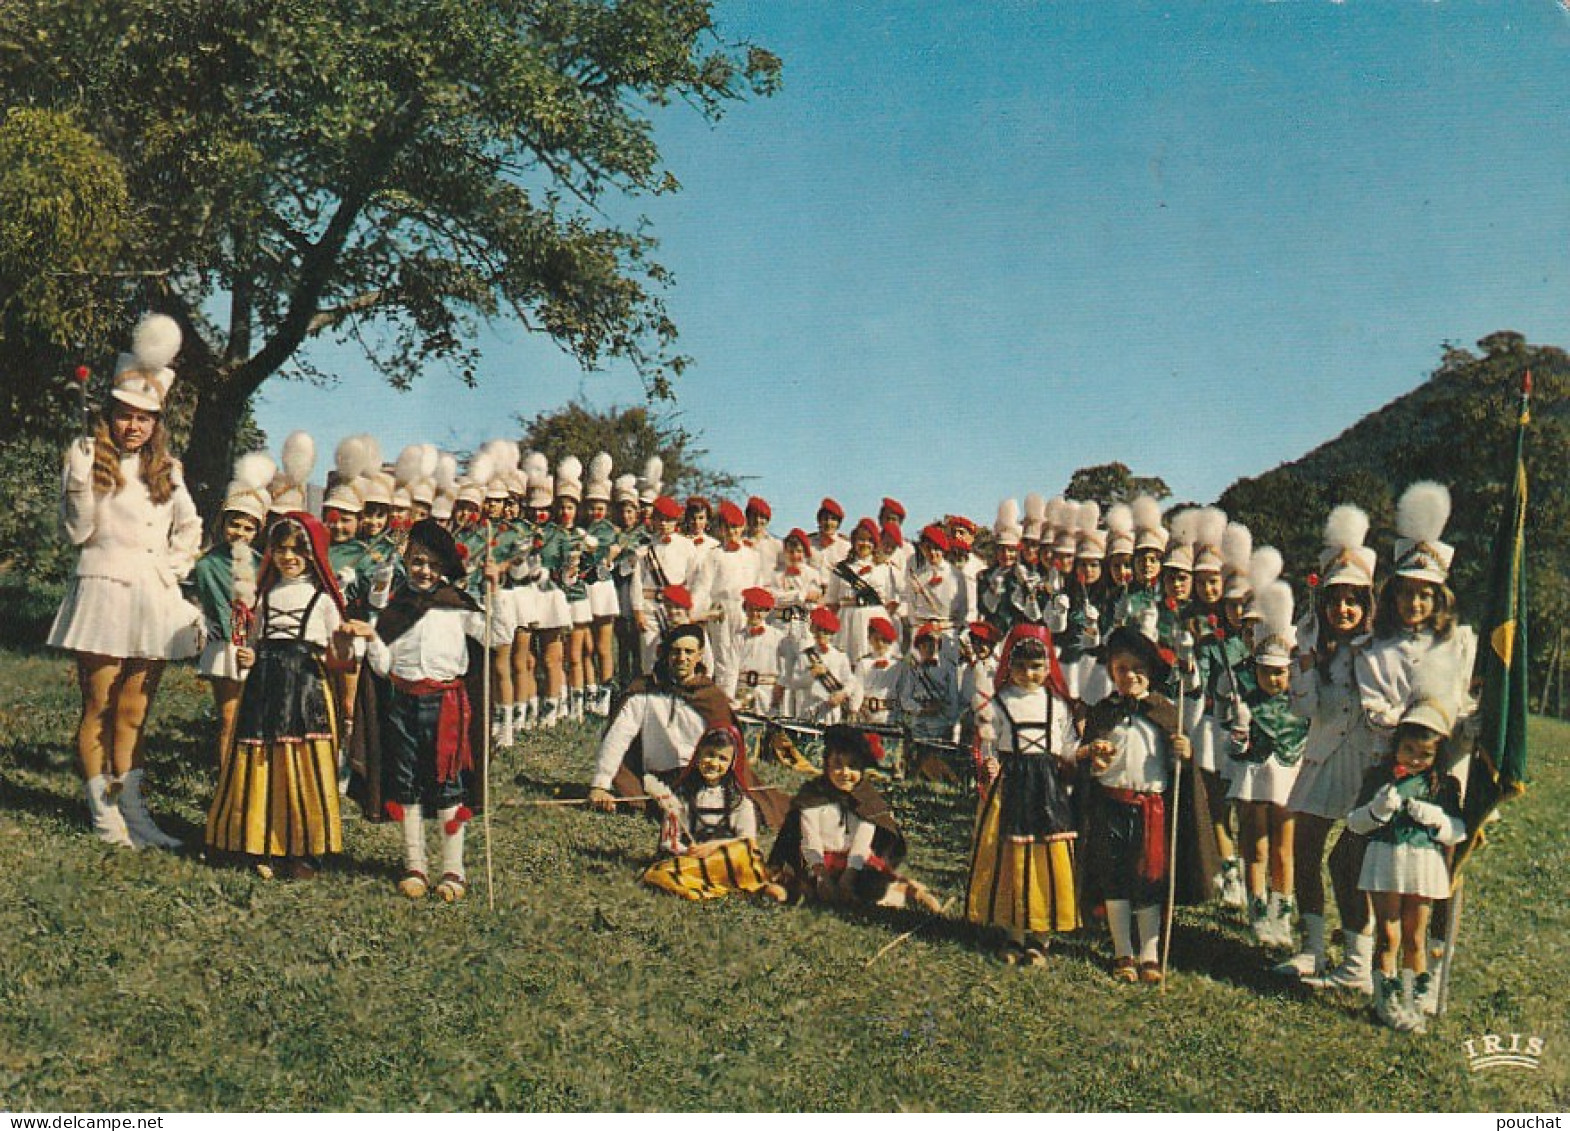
xmin=631 ymin=495 xmax=702 ymax=676
xmin=810 ymin=497 xmax=851 ymax=568
xmin=768 ymin=725 xmax=940 ymax=911
xmin=788 ymin=606 xmax=860 ymax=725
xmin=1228 ymin=581 xmax=1310 ymax=948
xmin=1079 ymin=627 xmax=1217 ymax=984
xmin=700 ymin=501 xmax=762 ymax=701
xmin=349 ymin=520 xmax=487 ymax=901
xmin=733 ymin=587 xmax=788 ymax=717
xmin=828 ymin=517 xmax=901 ymax=667
xmin=967 ymin=625 xmax=1082 ymax=965
xmin=854 ymin=616 xmax=903 ymax=727
xmin=581 ymin=454 xmax=621 ymax=715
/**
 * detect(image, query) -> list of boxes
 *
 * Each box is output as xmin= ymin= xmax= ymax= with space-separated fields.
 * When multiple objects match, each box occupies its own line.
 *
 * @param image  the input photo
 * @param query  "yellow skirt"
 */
xmin=965 ymin=785 xmax=1080 ymax=934
xmin=206 ymin=736 xmax=344 ymax=858
xmin=641 ymin=840 xmax=773 ymax=901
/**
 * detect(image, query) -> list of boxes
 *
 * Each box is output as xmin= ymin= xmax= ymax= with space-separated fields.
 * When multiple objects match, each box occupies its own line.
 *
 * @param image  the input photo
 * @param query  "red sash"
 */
xmin=391 ymin=675 xmax=473 ymax=784
xmin=1105 ymin=786 xmax=1167 ymax=884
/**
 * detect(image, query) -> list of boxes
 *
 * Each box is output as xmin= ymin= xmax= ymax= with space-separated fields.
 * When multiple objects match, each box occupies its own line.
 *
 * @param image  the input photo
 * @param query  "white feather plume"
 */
xmin=232 ymin=451 xmax=275 ymax=491
xmin=557 ymin=455 xmax=583 ymax=484
xmin=1248 ymin=547 xmax=1284 ymax=592
xmin=643 ymin=455 xmax=664 ymax=484
xmin=1169 ymin=507 xmax=1202 ymax=546
xmin=130 ymin=313 xmax=182 ymax=370
xmin=334 ymin=436 xmax=373 ymax=480
xmin=1131 ymin=494 xmax=1163 ymax=533
xmin=435 ymin=452 xmax=459 ymax=492
xmin=1043 ymin=496 xmax=1069 ymax=531
xmin=1196 ymin=506 xmax=1228 ymax=550
xmin=394 ymin=445 xmax=425 ymax=487
xmin=995 ymin=498 xmax=1020 ymax=532
xmin=521 ymin=450 xmax=549 ymax=479
xmin=468 ymin=451 xmax=496 ymax=487
xmin=614 ymin=473 xmax=637 ymax=496
xmin=357 ymin=434 xmax=383 ymax=474
xmin=588 ymin=452 xmax=613 ymax=483
xmin=1411 ymin=642 xmax=1464 ymax=713
xmin=1323 ymin=504 xmax=1369 ymax=552
xmin=1077 ymin=501 xmax=1102 ymax=534
xmin=281 ymin=431 xmax=315 ymax=487
xmin=1106 ymin=503 xmax=1134 ymax=536
xmin=1023 ymin=493 xmax=1046 ymax=523
xmin=1222 ymin=522 xmax=1253 ymax=574
xmin=1397 ymin=481 xmax=1452 ymax=543
xmin=419 ymin=443 xmax=439 ymax=480
xmin=1256 ymin=580 xmax=1295 ymax=637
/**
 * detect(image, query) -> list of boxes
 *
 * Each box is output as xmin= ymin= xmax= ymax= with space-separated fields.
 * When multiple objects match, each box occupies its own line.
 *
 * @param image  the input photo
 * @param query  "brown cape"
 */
xmin=766 ymin=774 xmax=907 ymax=871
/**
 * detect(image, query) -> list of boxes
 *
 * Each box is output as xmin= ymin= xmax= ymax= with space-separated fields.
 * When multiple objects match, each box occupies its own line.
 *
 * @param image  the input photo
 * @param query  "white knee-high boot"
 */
xmin=436 ymin=805 xmax=468 ymax=902
xmin=84 ymin=775 xmax=134 ymax=848
xmin=119 ymin=768 xmax=182 ymax=850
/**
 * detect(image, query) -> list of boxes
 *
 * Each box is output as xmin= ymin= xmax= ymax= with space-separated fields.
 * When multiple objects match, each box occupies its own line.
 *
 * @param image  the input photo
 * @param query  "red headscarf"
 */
xmin=993 ymin=623 xmax=1072 ymax=700
xmin=257 ymin=511 xmax=347 ymax=615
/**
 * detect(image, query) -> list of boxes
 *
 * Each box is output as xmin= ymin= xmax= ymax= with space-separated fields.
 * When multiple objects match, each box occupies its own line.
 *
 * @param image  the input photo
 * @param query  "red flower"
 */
xmin=1307 ymin=572 xmax=1321 ymax=589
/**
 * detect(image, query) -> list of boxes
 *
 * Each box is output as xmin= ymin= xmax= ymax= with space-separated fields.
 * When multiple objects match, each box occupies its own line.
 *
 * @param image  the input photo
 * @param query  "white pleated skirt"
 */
xmin=534 ymin=588 xmax=572 ymax=631
xmin=1359 ymin=841 xmax=1452 ymax=899
xmin=1227 ymin=756 xmax=1300 ymax=806
xmin=49 ymin=573 xmax=202 ymax=661
xmin=197 ymin=637 xmax=244 ymax=681
xmin=588 ymin=579 xmax=618 ymax=618
xmin=1287 ymin=747 xmax=1377 ymax=821
xmin=1193 ymin=715 xmax=1238 ymax=778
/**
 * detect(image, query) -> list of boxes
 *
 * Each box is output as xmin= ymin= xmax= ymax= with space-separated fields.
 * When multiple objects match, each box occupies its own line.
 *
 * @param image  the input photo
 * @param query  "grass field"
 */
xmin=0 ymin=638 xmax=1565 ymax=1112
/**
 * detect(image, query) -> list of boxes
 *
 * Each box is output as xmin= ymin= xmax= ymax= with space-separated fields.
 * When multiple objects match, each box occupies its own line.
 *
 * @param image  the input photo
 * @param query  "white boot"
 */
xmin=1307 ymin=929 xmax=1374 ymax=994
xmin=1270 ymin=893 xmax=1297 ymax=949
xmin=1400 ymin=969 xmax=1426 ymax=1033
xmin=1417 ymin=950 xmax=1443 ymax=1016
xmin=118 ymin=768 xmax=182 ymax=850
xmin=1275 ymin=912 xmax=1327 ymax=978
xmin=84 ymin=775 xmax=134 ymax=848
xmin=520 ymin=698 xmax=537 ymax=732
xmin=435 ymin=805 xmax=468 ymax=902
xmin=492 ymin=705 xmax=513 ymax=748
xmin=511 ymin=702 xmax=527 ymax=734
xmin=539 ymin=696 xmax=560 ymax=729
xmin=398 ymin=803 xmax=428 ymax=898
xmin=1219 ymin=857 xmax=1246 ymax=909
xmin=569 ymin=688 xmax=585 ymax=722
xmin=1249 ymin=894 xmax=1272 ymax=945
xmin=1372 ymin=970 xmax=1404 ymax=1029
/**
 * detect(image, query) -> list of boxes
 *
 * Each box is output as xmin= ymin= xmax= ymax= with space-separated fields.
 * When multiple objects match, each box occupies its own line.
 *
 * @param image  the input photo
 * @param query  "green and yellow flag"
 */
xmin=1457 ymin=370 xmax=1532 ymax=870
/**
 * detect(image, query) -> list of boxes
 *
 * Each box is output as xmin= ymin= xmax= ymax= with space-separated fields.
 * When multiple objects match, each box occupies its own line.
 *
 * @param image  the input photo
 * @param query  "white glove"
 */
xmin=368 ymin=561 xmax=396 ymax=611
xmin=65 ymin=436 xmax=95 ymax=486
xmin=1369 ymin=782 xmax=1402 ymax=822
xmin=1049 ymin=593 xmax=1070 ymax=633
xmin=1403 ymin=798 xmax=1448 ymax=830
xmin=1232 ymin=699 xmax=1253 ymax=732
xmin=581 ymin=534 xmax=599 ymax=552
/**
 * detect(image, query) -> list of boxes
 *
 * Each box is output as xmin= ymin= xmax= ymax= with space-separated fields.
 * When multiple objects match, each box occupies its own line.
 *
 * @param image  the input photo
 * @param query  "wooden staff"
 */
xmin=1160 ymin=630 xmax=1194 ymax=993
xmin=1435 ymin=871 xmax=1466 ymax=1016
xmin=482 ymin=517 xmax=496 ymax=911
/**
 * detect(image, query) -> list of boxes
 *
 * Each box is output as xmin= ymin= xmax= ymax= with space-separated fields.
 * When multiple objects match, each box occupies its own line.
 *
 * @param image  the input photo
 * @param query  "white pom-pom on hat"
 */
xmin=112 ymin=313 xmax=183 ymax=412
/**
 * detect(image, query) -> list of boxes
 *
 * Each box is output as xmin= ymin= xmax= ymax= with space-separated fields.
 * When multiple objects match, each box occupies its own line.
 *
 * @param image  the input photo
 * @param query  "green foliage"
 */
xmin=0 ymin=438 xmax=76 ymax=585
xmin=0 ymin=646 xmax=1564 ymax=1110
xmin=1065 ymin=462 xmax=1171 ymax=509
xmin=519 ymin=401 xmax=746 ymax=500
xmin=0 ymin=0 xmax=780 ymax=510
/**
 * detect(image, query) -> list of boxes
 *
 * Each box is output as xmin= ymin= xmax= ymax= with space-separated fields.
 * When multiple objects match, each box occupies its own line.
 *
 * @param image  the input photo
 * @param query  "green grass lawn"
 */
xmin=0 ymin=642 xmax=1564 ymax=1111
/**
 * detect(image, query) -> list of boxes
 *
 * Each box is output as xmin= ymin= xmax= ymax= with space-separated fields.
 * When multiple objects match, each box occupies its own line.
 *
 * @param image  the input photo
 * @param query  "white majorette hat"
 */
xmin=455 ymin=479 xmax=485 ymax=508
xmin=358 ymin=471 xmax=395 ymax=507
xmin=222 ymin=452 xmax=275 ymax=523
xmin=555 ymin=454 xmax=583 ymax=503
xmin=1318 ymin=504 xmax=1377 ymax=589
xmin=1393 ymin=481 xmax=1454 ymax=585
xmin=112 ymin=314 xmax=181 ymax=413
xmin=267 ymin=431 xmax=316 ymax=515
xmin=1021 ymin=493 xmax=1047 ymax=543
xmin=993 ymin=498 xmax=1022 ymax=548
xmin=523 ymin=450 xmax=553 ymax=508
xmin=1105 ymin=503 xmax=1135 ymax=558
xmin=637 ymin=456 xmax=664 ymax=505
xmin=1075 ymin=501 xmax=1106 ymax=561
xmin=1241 ymin=547 xmax=1283 ymax=616
xmin=1220 ymin=522 xmax=1253 ymax=599
xmin=584 ymin=452 xmax=614 ymax=503
xmin=1251 ymin=580 xmax=1296 ymax=667
xmin=322 ymin=478 xmax=364 ymax=514
xmin=429 ymin=493 xmax=454 ymax=521
xmin=1164 ymin=507 xmax=1199 ymax=572
xmin=1131 ymin=494 xmax=1168 ymax=555
xmin=1049 ymin=498 xmax=1079 ymax=557
xmin=1191 ymin=507 xmax=1228 ymax=574
xmin=613 ymin=473 xmax=639 ymax=505
xmin=1401 ymin=643 xmax=1464 ymax=737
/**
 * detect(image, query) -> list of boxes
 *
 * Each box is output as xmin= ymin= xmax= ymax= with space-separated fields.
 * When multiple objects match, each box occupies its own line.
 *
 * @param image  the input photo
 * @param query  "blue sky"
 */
xmin=253 ymin=0 xmax=1570 ymax=530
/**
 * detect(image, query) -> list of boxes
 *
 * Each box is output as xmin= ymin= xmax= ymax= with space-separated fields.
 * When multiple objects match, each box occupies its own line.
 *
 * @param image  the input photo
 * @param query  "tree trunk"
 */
xmin=182 ymin=383 xmax=250 ymax=519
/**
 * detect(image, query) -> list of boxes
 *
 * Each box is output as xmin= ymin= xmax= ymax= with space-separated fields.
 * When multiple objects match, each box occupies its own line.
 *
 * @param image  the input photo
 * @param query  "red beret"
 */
xmin=880 ymin=497 xmax=906 ymax=520
xmin=745 ymin=496 xmax=772 ymax=519
xmin=785 ymin=528 xmax=814 ymax=555
xmin=818 ymin=497 xmax=844 ymax=520
xmin=717 ymin=501 xmax=746 ymax=528
xmin=947 ymin=514 xmax=977 ymax=535
xmin=914 ymin=623 xmax=942 ymax=642
xmin=967 ymin=620 xmax=1000 ymax=644
xmin=920 ymin=524 xmax=950 ymax=552
xmin=741 ymin=587 xmax=775 ymax=611
xmin=652 ymin=496 xmax=682 ymax=520
xmin=809 ymin=605 xmax=841 ymax=634
xmin=685 ymin=495 xmax=711 ymax=513
xmin=880 ymin=521 xmax=904 ymax=547
xmin=853 ymin=517 xmax=879 ymax=541
xmin=868 ymin=616 xmax=897 ymax=643
xmin=660 ymin=584 xmax=693 ymax=611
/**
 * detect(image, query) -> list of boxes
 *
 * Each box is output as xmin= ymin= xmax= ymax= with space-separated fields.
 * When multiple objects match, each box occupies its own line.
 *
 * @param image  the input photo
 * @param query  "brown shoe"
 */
xmin=1112 ymin=956 xmax=1138 ymax=983
xmin=398 ymin=870 xmax=429 ymax=899
xmin=435 ymin=872 xmax=468 ymax=903
xmin=1139 ymin=960 xmax=1163 ymax=985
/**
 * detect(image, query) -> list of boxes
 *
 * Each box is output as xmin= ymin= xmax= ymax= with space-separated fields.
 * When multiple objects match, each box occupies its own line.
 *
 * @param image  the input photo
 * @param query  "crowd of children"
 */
xmin=51 ymin=370 xmax=1485 ymax=1031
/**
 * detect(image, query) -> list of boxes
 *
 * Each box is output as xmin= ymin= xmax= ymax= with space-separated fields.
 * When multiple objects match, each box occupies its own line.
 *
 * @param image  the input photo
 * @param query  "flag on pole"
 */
xmin=1455 ymin=370 xmax=1532 ymax=872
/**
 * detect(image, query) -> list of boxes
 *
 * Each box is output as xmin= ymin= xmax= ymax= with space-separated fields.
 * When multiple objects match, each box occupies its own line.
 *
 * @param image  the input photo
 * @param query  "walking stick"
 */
xmin=1435 ymin=872 xmax=1466 ymax=1016
xmin=482 ymin=518 xmax=496 ymax=910
xmin=1160 ymin=631 xmax=1194 ymax=993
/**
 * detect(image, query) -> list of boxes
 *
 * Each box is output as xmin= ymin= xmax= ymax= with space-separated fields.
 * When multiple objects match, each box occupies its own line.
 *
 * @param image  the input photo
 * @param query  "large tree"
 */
xmin=0 ymin=0 xmax=780 ymax=513
xmin=519 ymin=401 xmax=744 ymax=500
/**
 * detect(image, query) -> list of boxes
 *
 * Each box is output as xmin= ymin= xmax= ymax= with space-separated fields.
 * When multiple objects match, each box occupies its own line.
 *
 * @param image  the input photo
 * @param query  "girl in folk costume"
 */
xmin=701 ymin=501 xmax=763 ymax=701
xmin=828 ymin=516 xmax=900 ymax=667
xmin=582 ymin=454 xmax=621 ymax=716
xmin=1079 ymin=627 xmax=1215 ymax=984
xmin=206 ymin=513 xmax=356 ymax=878
xmin=51 ymin=313 xmax=204 ymax=850
xmin=768 ymin=725 xmax=940 ymax=910
xmin=641 ymin=725 xmax=787 ymax=903
xmin=1059 ymin=502 xmax=1111 ymax=703
xmin=734 ymin=588 xmax=788 ymax=717
xmin=904 ymin=524 xmax=963 ymax=661
xmin=1354 ymin=481 xmax=1476 ymax=1010
xmin=966 ymin=625 xmax=1081 ymax=965
xmin=854 ymin=616 xmax=903 ymax=727
xmin=1281 ymin=506 xmax=1380 ymax=985
xmin=1345 ymin=650 xmax=1468 ymax=1033
xmin=788 ymin=606 xmax=861 ymax=725
xmin=1228 ymin=581 xmax=1310 ymax=948
xmin=352 ymin=520 xmax=486 ymax=902
xmin=185 ymin=453 xmax=273 ymax=765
